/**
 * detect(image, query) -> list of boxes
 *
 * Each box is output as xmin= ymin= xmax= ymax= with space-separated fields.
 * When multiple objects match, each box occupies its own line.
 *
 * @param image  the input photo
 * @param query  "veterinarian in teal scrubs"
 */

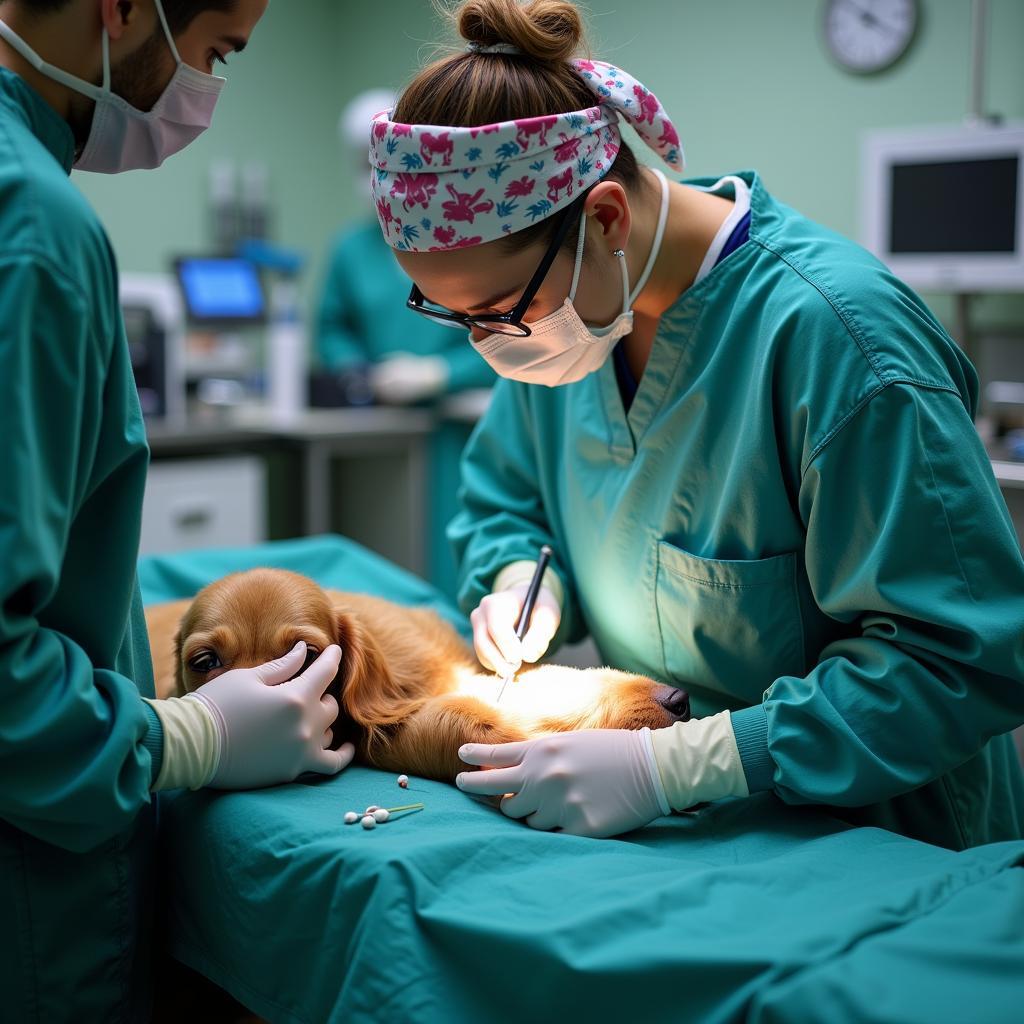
xmin=372 ymin=0 xmax=1024 ymax=847
xmin=0 ymin=2 xmax=351 ymax=1019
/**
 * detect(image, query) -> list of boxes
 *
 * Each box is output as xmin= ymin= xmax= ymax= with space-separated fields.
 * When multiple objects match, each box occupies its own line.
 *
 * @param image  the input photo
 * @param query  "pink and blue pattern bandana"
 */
xmin=369 ymin=59 xmax=684 ymax=253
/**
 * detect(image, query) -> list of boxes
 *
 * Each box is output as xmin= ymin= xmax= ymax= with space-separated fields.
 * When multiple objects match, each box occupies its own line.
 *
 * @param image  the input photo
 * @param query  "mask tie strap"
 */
xmin=153 ymin=0 xmax=183 ymax=66
xmin=100 ymin=29 xmax=110 ymax=89
xmin=628 ymin=168 xmax=670 ymax=304
xmin=566 ymin=210 xmax=589 ymax=302
xmin=0 ymin=17 xmax=105 ymax=100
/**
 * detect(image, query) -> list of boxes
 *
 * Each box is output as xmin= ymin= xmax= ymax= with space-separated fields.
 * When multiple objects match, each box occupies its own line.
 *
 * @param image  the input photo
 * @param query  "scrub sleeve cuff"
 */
xmin=730 ymin=704 xmax=775 ymax=793
xmin=141 ymin=700 xmax=165 ymax=785
xmin=493 ymin=560 xmax=566 ymax=609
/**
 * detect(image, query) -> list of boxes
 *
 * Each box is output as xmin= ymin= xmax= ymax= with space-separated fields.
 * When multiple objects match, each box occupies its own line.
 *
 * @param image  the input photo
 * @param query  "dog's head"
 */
xmin=175 ymin=569 xmax=339 ymax=693
xmin=174 ymin=568 xmax=420 ymax=751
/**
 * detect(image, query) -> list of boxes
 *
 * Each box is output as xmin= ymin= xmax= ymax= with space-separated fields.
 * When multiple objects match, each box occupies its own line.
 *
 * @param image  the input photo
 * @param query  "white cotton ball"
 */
xmin=361 ymin=815 xmax=377 ymax=830
xmin=373 ymin=808 xmax=390 ymax=823
xmin=344 ymin=811 xmax=359 ymax=824
xmin=365 ymin=805 xmax=380 ymax=814
xmin=397 ymin=775 xmax=409 ymax=788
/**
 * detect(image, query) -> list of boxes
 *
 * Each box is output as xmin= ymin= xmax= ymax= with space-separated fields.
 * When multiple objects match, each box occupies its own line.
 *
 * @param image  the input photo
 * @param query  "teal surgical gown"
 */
xmin=316 ymin=219 xmax=495 ymax=391
xmin=450 ymin=171 xmax=1024 ymax=851
xmin=0 ymin=69 xmax=159 ymax=1018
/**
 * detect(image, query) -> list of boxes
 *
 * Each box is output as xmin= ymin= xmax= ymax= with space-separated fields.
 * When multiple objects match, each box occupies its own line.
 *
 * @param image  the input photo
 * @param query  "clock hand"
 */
xmin=845 ymin=0 xmax=907 ymax=36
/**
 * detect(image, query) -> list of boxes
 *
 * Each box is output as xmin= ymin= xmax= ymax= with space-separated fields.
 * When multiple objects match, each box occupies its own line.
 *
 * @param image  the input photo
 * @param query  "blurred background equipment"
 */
xmin=120 ymin=273 xmax=187 ymax=428
xmin=861 ymin=123 xmax=1024 ymax=293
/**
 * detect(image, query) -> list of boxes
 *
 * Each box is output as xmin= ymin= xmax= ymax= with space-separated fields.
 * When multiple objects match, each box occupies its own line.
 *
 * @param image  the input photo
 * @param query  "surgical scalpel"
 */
xmin=496 ymin=544 xmax=554 ymax=703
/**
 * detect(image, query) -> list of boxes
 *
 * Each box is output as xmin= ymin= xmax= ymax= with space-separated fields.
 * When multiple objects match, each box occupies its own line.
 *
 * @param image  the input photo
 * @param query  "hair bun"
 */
xmin=457 ymin=0 xmax=584 ymax=63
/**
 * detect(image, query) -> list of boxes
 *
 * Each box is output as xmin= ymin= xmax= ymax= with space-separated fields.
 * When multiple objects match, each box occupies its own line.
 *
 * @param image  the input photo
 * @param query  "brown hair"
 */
xmin=393 ymin=0 xmax=645 ymax=253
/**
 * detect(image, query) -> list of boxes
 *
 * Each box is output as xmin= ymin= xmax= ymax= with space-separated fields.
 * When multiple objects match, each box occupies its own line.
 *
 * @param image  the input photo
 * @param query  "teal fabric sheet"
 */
xmin=141 ymin=537 xmax=1024 ymax=1024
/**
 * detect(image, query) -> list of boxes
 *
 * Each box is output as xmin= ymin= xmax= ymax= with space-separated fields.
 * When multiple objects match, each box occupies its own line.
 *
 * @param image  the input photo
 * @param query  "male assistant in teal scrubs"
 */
xmin=0 ymin=2 xmax=352 ymax=1018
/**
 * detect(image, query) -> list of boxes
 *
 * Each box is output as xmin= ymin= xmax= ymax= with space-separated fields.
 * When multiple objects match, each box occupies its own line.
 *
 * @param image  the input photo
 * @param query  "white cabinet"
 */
xmin=140 ymin=456 xmax=266 ymax=555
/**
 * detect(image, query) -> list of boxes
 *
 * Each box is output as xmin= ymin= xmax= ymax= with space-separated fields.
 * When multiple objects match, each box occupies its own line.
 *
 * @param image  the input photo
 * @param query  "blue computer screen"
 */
xmin=177 ymin=258 xmax=265 ymax=320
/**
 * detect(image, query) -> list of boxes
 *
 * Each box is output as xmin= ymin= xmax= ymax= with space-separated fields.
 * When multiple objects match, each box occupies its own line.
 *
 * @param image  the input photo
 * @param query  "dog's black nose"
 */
xmin=660 ymin=687 xmax=691 ymax=721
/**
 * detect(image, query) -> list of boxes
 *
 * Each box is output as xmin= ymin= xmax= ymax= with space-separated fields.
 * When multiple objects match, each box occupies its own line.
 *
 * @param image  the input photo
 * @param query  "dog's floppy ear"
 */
xmin=334 ymin=606 xmax=423 ymax=752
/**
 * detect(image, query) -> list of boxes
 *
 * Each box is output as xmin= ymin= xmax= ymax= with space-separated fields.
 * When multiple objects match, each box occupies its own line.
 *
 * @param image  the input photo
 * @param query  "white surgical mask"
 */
xmin=474 ymin=168 xmax=670 ymax=387
xmin=0 ymin=0 xmax=224 ymax=174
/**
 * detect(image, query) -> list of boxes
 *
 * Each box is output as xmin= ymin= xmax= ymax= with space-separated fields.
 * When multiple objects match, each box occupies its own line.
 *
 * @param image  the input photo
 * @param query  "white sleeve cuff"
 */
xmin=649 ymin=711 xmax=749 ymax=811
xmin=493 ymin=559 xmax=565 ymax=609
xmin=143 ymin=695 xmax=222 ymax=792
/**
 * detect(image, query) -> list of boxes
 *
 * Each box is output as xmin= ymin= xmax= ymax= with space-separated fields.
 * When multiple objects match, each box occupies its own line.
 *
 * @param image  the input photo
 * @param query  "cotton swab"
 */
xmin=383 ymin=803 xmax=424 ymax=815
xmin=345 ymin=802 xmax=425 ymax=827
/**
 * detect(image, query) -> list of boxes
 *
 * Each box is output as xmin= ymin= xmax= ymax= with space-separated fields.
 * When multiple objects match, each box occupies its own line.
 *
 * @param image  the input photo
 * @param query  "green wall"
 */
xmin=76 ymin=0 xmax=1024 ymax=329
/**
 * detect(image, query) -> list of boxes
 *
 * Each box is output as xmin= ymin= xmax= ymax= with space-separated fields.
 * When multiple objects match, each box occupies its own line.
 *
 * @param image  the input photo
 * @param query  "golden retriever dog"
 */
xmin=145 ymin=568 xmax=690 ymax=782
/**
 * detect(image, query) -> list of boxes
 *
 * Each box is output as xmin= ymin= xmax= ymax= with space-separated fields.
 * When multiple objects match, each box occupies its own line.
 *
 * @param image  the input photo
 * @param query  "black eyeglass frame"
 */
xmin=405 ymin=193 xmax=586 ymax=338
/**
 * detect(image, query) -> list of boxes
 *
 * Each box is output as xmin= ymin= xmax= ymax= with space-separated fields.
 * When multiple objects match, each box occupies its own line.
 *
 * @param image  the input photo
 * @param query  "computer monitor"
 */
xmin=861 ymin=123 xmax=1024 ymax=292
xmin=174 ymin=256 xmax=267 ymax=324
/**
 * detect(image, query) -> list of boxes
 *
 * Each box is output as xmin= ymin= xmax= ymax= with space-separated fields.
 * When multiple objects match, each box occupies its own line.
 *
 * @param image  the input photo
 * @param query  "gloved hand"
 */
xmin=369 ymin=353 xmax=448 ymax=404
xmin=471 ymin=581 xmax=562 ymax=677
xmin=456 ymin=728 xmax=671 ymax=838
xmin=471 ymin=560 xmax=564 ymax=676
xmin=456 ymin=712 xmax=751 ymax=838
xmin=193 ymin=641 xmax=354 ymax=789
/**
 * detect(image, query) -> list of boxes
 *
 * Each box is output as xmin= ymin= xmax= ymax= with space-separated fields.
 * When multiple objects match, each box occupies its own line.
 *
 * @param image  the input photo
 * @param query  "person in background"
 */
xmin=316 ymin=87 xmax=495 ymax=404
xmin=0 ymin=2 xmax=352 ymax=1019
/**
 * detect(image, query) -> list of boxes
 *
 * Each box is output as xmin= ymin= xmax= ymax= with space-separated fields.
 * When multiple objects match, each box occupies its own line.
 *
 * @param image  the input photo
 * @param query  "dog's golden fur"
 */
xmin=145 ymin=568 xmax=689 ymax=782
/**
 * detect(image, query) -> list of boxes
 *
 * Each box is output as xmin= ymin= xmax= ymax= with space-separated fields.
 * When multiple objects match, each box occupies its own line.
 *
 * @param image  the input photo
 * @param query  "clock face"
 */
xmin=824 ymin=0 xmax=919 ymax=74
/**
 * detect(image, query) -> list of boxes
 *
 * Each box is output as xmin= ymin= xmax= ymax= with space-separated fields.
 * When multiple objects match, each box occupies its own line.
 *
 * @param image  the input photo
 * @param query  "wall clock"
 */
xmin=823 ymin=0 xmax=920 ymax=74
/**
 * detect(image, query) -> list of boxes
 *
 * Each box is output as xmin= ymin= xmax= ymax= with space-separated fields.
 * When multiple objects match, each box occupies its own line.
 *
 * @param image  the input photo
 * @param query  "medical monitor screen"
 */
xmin=176 ymin=257 xmax=266 ymax=323
xmin=888 ymin=156 xmax=1018 ymax=255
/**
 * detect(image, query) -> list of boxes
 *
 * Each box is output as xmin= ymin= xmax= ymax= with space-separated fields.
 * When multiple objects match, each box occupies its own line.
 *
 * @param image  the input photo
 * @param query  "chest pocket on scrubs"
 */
xmin=654 ymin=540 xmax=805 ymax=705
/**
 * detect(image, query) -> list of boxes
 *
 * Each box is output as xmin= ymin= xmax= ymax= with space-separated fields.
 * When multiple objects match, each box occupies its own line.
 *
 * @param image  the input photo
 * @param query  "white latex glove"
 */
xmin=470 ymin=579 xmax=562 ymax=677
xmin=369 ymin=353 xmax=448 ymax=404
xmin=193 ymin=641 xmax=354 ymax=789
xmin=456 ymin=729 xmax=670 ymax=837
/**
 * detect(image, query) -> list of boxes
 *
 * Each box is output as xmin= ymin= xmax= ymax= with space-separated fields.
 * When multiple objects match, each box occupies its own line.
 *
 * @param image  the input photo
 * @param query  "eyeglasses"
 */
xmin=406 ymin=194 xmax=585 ymax=338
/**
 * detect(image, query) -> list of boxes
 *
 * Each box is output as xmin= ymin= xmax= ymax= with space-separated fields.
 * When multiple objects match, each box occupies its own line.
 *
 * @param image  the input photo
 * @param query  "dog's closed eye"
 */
xmin=188 ymin=643 xmax=322 ymax=678
xmin=188 ymin=650 xmax=222 ymax=673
